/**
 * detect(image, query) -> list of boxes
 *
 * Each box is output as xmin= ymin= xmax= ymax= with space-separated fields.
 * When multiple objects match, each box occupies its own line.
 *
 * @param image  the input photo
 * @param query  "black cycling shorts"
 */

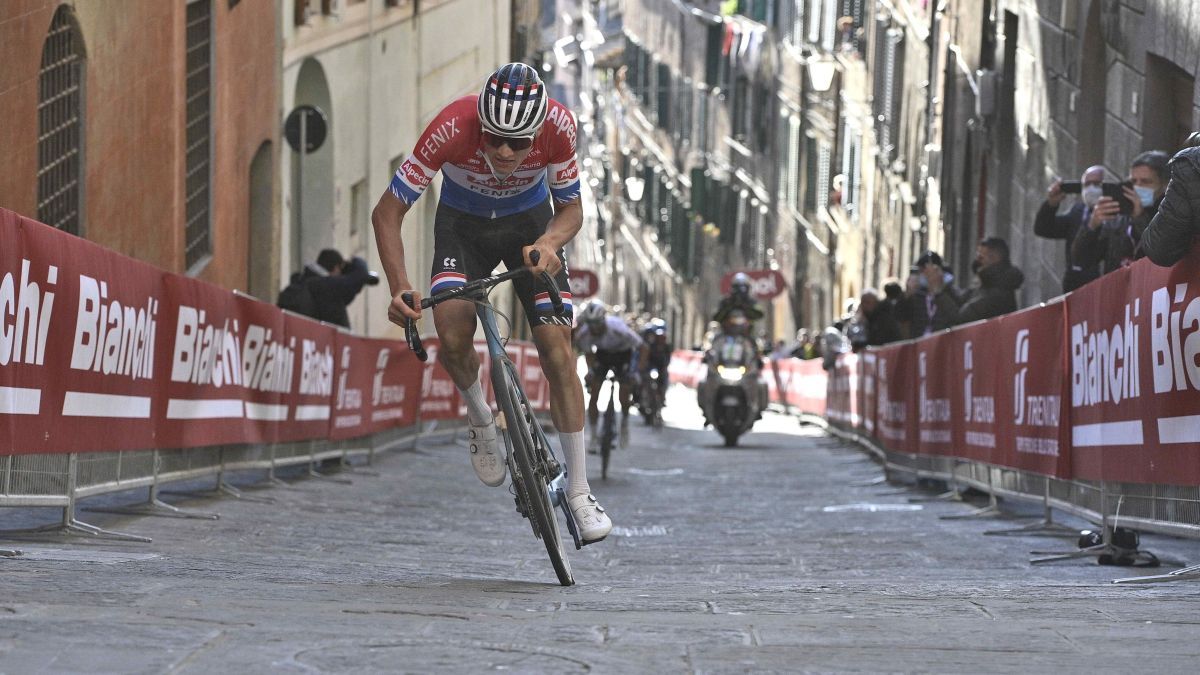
xmin=591 ymin=349 xmax=633 ymax=382
xmin=430 ymin=199 xmax=573 ymax=326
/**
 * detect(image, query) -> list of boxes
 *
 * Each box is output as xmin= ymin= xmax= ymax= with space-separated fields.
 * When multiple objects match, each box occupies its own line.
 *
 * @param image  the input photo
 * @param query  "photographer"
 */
xmin=1071 ymin=151 xmax=1169 ymax=277
xmin=1034 ymin=166 xmax=1105 ymax=292
xmin=278 ymin=248 xmax=379 ymax=329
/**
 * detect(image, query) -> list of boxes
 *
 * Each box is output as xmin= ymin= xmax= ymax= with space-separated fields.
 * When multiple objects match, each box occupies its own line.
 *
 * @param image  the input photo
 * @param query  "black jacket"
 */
xmin=908 ymin=285 xmax=961 ymax=337
xmin=1034 ymin=200 xmax=1099 ymax=292
xmin=1142 ymin=146 xmax=1200 ymax=266
xmin=712 ymin=293 xmax=765 ymax=323
xmin=957 ymin=262 xmax=1024 ymax=324
xmin=1071 ymin=201 xmax=1158 ymax=277
xmin=864 ymin=303 xmax=902 ymax=346
xmin=301 ymin=257 xmax=373 ymax=328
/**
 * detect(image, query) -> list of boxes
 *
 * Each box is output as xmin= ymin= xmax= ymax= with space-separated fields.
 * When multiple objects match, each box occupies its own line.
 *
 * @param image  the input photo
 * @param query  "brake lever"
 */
xmin=528 ymin=251 xmax=565 ymax=317
xmin=401 ymin=292 xmax=428 ymax=362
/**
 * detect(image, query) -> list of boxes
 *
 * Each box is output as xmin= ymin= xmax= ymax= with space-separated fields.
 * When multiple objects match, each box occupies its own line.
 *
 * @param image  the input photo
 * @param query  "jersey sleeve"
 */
xmin=389 ymin=104 xmax=466 ymax=205
xmin=545 ymin=105 xmax=582 ymax=204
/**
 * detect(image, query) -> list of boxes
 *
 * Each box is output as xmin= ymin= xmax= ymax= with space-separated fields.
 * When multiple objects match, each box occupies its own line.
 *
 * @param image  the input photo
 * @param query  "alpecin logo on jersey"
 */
xmin=401 ymin=160 xmax=431 ymax=189
xmin=555 ymin=164 xmax=578 ymax=182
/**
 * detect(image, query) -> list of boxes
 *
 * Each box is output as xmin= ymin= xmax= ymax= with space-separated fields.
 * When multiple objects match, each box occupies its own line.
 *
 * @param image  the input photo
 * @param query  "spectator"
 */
xmin=1142 ymin=134 xmax=1200 ymax=266
xmin=277 ymin=248 xmax=379 ymax=329
xmin=1034 ymin=166 xmax=1105 ymax=292
xmin=893 ymin=268 xmax=922 ymax=339
xmin=856 ymin=288 xmax=901 ymax=347
xmin=820 ymin=321 xmax=849 ymax=371
xmin=908 ymin=251 xmax=961 ymax=337
xmin=957 ymin=237 xmax=1024 ymax=324
xmin=1072 ymin=150 xmax=1170 ymax=277
xmin=790 ymin=329 xmax=820 ymax=360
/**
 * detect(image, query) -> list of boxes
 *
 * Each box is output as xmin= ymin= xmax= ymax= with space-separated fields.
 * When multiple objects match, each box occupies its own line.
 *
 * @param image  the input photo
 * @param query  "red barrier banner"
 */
xmin=873 ymin=343 xmax=916 ymax=454
xmin=330 ymin=334 xmax=421 ymax=439
xmin=826 ymin=352 xmax=863 ymax=429
xmin=2 ymin=209 xmax=164 ymax=454
xmin=783 ymin=358 xmax=827 ymax=416
xmin=914 ymin=333 xmax=957 ymax=456
xmin=1066 ymin=252 xmax=1200 ymax=484
xmin=949 ymin=322 xmax=1001 ymax=464
xmin=669 ymin=350 xmax=704 ymax=388
xmin=992 ymin=303 xmax=1071 ymax=477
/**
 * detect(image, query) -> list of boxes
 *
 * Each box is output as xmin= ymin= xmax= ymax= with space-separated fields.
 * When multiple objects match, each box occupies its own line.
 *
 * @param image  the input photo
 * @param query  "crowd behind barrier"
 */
xmin=673 ymin=243 xmax=1200 ymax=539
xmin=0 ymin=208 xmax=550 ymax=527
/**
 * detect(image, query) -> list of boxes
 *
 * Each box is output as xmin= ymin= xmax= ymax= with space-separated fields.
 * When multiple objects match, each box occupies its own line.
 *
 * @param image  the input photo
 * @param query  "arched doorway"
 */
xmin=291 ymin=57 xmax=334 ymax=272
xmin=248 ymin=141 xmax=274 ymax=302
xmin=37 ymin=4 xmax=87 ymax=235
xmin=1077 ymin=1 xmax=1107 ymax=169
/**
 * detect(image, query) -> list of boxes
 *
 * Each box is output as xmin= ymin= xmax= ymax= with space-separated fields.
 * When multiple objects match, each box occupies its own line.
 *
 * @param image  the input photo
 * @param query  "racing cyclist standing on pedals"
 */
xmin=371 ymin=63 xmax=612 ymax=544
xmin=574 ymin=301 xmax=648 ymax=451
xmin=639 ymin=318 xmax=673 ymax=414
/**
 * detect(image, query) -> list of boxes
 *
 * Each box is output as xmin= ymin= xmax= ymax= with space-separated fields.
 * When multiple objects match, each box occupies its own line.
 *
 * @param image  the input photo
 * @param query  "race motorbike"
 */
xmin=698 ymin=335 xmax=763 ymax=446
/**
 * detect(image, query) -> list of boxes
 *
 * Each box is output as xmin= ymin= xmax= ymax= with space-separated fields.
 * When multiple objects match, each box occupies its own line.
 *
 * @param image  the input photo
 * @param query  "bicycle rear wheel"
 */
xmin=498 ymin=362 xmax=574 ymax=586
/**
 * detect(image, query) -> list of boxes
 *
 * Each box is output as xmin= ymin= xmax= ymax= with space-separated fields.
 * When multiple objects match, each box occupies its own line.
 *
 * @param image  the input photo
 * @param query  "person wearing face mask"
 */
xmin=1141 ymin=133 xmax=1200 ymax=267
xmin=1071 ymin=150 xmax=1170 ymax=277
xmin=908 ymin=251 xmax=961 ymax=337
xmin=1034 ymin=166 xmax=1105 ymax=292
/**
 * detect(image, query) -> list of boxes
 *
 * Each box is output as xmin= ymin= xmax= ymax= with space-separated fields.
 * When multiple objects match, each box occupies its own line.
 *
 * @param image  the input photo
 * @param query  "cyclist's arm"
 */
xmin=371 ymin=192 xmax=418 ymax=320
xmin=525 ymin=197 xmax=582 ymax=276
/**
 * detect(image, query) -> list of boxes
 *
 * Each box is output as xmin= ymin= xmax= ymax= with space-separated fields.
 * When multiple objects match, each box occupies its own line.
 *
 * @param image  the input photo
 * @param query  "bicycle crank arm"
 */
xmin=554 ymin=486 xmax=584 ymax=550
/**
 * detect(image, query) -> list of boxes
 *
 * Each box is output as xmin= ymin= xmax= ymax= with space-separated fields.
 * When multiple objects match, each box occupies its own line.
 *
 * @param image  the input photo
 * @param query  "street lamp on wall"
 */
xmin=625 ymin=175 xmax=645 ymax=202
xmin=806 ymin=57 xmax=837 ymax=93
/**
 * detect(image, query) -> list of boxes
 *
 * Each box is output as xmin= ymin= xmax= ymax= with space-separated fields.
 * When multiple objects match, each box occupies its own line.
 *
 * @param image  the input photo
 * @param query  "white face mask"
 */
xmin=1135 ymin=185 xmax=1156 ymax=207
xmin=1081 ymin=185 xmax=1103 ymax=207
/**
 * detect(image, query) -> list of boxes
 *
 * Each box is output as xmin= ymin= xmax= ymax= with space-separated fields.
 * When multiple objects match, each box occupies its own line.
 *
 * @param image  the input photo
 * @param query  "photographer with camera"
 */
xmin=1071 ymin=151 xmax=1169 ymax=278
xmin=1034 ymin=165 xmax=1104 ymax=292
xmin=277 ymin=248 xmax=380 ymax=329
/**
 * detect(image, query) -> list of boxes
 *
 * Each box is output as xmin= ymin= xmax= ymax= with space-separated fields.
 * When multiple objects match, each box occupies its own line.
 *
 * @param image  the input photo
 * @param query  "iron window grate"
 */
xmin=184 ymin=0 xmax=212 ymax=270
xmin=37 ymin=5 xmax=85 ymax=236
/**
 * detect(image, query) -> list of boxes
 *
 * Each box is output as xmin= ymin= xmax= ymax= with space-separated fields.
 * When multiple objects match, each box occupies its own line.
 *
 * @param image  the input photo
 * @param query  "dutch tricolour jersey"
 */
xmin=389 ymin=96 xmax=582 ymax=218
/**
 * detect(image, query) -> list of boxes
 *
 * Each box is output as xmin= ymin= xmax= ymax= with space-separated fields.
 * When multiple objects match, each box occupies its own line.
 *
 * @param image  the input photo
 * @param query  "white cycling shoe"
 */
xmin=467 ymin=419 xmax=506 ymax=487
xmin=568 ymin=493 xmax=613 ymax=543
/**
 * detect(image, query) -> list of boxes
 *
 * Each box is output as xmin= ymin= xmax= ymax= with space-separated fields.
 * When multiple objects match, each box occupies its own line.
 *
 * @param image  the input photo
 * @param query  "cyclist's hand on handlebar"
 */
xmin=388 ymin=289 xmax=423 ymax=325
xmin=522 ymin=241 xmax=560 ymax=276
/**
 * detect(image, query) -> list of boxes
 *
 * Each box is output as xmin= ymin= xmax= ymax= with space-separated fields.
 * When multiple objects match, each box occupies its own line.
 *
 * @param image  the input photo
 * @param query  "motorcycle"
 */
xmin=698 ymin=335 xmax=763 ymax=446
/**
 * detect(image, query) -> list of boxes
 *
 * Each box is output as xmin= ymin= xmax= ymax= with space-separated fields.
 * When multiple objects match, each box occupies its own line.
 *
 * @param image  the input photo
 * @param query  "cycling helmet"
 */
xmin=731 ymin=272 xmax=752 ymax=296
xmin=478 ymin=63 xmax=549 ymax=138
xmin=579 ymin=300 xmax=606 ymax=326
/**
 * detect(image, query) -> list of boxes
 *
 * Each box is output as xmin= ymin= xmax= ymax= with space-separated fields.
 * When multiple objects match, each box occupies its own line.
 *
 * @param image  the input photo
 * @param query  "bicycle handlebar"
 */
xmin=402 ymin=250 xmax=566 ymax=362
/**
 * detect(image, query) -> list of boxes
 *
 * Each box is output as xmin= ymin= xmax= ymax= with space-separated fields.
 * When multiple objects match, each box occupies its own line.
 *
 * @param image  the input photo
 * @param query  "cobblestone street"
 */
xmin=3 ymin=386 xmax=1200 ymax=673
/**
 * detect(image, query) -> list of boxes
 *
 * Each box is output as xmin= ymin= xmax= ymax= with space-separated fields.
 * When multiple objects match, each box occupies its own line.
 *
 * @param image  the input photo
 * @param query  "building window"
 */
xmin=1144 ymin=53 xmax=1196 ymax=153
xmin=184 ymin=0 xmax=213 ymax=271
xmin=37 ymin=5 xmax=86 ymax=236
xmin=350 ymin=178 xmax=367 ymax=237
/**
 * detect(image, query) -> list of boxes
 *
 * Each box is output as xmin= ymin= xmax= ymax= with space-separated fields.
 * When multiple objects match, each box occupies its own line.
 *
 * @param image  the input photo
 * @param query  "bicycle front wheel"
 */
xmin=498 ymin=362 xmax=574 ymax=586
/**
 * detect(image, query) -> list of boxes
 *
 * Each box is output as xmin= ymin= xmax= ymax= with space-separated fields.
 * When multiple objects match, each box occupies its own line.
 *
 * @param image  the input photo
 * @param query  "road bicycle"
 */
xmin=638 ymin=365 xmax=666 ymax=430
xmin=401 ymin=254 xmax=582 ymax=586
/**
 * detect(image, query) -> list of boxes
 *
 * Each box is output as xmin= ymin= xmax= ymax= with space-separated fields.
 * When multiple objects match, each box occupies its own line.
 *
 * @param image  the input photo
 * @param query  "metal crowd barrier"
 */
xmin=0 ymin=422 xmax=462 ymax=543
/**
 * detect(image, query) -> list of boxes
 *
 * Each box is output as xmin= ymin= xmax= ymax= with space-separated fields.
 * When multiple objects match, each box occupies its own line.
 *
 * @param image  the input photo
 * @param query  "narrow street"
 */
xmin=2 ymin=385 xmax=1199 ymax=672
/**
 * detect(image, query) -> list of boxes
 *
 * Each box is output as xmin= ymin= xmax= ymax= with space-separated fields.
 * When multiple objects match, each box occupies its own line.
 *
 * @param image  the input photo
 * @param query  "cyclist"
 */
xmin=574 ymin=301 xmax=647 ymax=451
xmin=371 ymin=63 xmax=611 ymax=543
xmin=638 ymin=317 xmax=673 ymax=415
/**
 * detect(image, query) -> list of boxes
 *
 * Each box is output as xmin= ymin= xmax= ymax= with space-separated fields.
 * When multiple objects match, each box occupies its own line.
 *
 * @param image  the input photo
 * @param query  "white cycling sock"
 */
xmin=560 ymin=430 xmax=590 ymax=497
xmin=459 ymin=380 xmax=492 ymax=426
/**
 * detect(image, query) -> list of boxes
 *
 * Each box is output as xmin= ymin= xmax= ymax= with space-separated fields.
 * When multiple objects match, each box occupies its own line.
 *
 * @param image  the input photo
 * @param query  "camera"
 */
xmin=1101 ymin=181 xmax=1134 ymax=215
xmin=1059 ymin=180 xmax=1083 ymax=194
xmin=365 ymin=271 xmax=381 ymax=286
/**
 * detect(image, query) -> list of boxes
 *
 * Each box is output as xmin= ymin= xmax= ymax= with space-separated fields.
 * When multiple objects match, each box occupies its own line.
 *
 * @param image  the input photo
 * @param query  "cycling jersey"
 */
xmin=576 ymin=316 xmax=644 ymax=353
xmin=389 ymin=96 xmax=582 ymax=219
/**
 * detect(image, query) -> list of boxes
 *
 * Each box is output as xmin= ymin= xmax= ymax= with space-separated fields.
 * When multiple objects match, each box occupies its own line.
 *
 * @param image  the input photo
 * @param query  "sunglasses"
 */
xmin=483 ymin=131 xmax=534 ymax=151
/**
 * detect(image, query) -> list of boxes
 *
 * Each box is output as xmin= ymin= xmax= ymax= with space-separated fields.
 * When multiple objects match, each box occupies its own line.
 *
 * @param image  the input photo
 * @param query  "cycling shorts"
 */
xmin=430 ymin=199 xmax=574 ymax=326
xmin=591 ymin=349 xmax=634 ymax=382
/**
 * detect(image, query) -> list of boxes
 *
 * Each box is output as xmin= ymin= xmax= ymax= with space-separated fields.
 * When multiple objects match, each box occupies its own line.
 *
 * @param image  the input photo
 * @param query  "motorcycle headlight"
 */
xmin=717 ymin=365 xmax=746 ymax=382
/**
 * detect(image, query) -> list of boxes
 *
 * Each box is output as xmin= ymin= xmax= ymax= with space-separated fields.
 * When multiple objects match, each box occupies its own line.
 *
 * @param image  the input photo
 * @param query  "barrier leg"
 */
xmin=160 ymin=446 xmax=275 ymax=504
xmin=308 ymin=440 xmax=353 ymax=484
xmin=86 ymin=452 xmax=219 ymax=520
xmin=3 ymin=455 xmax=152 ymax=543
xmin=986 ymin=478 xmax=1076 ymax=537
xmin=941 ymin=465 xmax=1003 ymax=520
xmin=1112 ymin=563 xmax=1200 ymax=584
